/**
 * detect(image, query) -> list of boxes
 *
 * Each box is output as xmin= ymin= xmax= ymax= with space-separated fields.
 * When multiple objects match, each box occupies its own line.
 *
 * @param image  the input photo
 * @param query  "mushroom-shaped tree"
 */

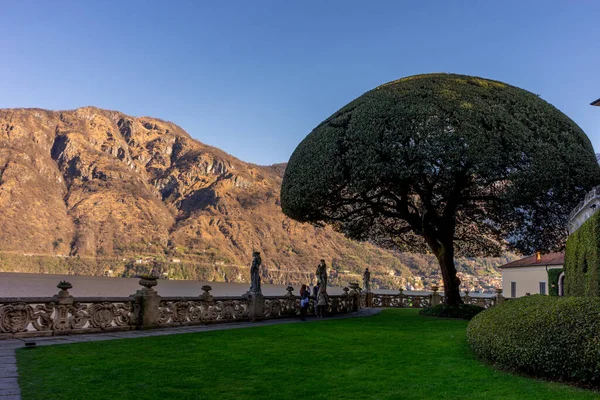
xmin=281 ymin=73 xmax=600 ymax=306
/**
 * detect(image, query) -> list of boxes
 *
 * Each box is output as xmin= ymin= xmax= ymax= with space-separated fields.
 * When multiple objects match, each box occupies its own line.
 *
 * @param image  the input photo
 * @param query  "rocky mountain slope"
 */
xmin=0 ymin=107 xmax=511 ymax=288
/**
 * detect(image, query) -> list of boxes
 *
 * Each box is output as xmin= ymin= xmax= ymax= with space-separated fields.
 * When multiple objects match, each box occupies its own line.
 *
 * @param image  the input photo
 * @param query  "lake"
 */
xmin=0 ymin=272 xmax=406 ymax=298
xmin=0 ymin=272 xmax=492 ymax=298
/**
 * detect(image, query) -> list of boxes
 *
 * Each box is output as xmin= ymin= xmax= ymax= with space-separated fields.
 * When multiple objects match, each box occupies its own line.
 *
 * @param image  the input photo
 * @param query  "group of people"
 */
xmin=297 ymin=259 xmax=331 ymax=321
xmin=298 ymin=283 xmax=329 ymax=321
xmin=247 ymin=253 xmax=371 ymax=321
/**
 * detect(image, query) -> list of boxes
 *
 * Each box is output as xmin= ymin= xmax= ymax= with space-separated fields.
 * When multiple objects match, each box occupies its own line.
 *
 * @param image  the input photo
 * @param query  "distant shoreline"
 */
xmin=0 ymin=271 xmax=493 ymax=298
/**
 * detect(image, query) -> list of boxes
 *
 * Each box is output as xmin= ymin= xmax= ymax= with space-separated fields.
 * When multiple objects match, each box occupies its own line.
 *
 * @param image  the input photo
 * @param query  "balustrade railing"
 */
xmin=157 ymin=297 xmax=249 ymax=326
xmin=0 ymin=279 xmax=506 ymax=339
xmin=365 ymin=287 xmax=503 ymax=309
xmin=0 ymin=281 xmax=361 ymax=338
xmin=0 ymin=296 xmax=138 ymax=338
xmin=371 ymin=293 xmax=432 ymax=308
xmin=461 ymin=292 xmax=496 ymax=309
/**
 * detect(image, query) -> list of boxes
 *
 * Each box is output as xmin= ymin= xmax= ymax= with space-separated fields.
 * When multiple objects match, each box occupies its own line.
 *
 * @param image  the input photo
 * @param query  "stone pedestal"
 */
xmin=431 ymin=286 xmax=441 ymax=306
xmin=363 ymin=291 xmax=373 ymax=308
xmin=133 ymin=277 xmax=161 ymax=330
xmin=348 ymin=283 xmax=360 ymax=311
xmin=200 ymin=285 xmax=213 ymax=302
xmin=247 ymin=292 xmax=264 ymax=322
xmin=53 ymin=281 xmax=75 ymax=332
xmin=494 ymin=288 xmax=505 ymax=306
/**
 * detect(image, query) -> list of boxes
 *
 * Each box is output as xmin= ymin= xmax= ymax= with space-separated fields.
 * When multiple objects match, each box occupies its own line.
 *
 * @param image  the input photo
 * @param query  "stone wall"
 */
xmin=568 ymin=185 xmax=600 ymax=234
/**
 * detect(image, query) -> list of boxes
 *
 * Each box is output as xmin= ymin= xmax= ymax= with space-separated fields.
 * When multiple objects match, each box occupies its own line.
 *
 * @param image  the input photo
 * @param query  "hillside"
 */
xmin=0 ymin=107 xmax=511 ymax=289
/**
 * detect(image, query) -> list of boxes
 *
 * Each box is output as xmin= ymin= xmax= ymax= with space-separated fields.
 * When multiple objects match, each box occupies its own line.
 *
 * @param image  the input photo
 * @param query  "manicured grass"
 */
xmin=17 ymin=309 xmax=599 ymax=400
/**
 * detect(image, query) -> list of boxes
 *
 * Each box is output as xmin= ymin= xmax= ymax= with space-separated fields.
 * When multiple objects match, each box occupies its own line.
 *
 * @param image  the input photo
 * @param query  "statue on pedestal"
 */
xmin=316 ymin=259 xmax=328 ymax=289
xmin=363 ymin=268 xmax=371 ymax=292
xmin=249 ymin=251 xmax=262 ymax=294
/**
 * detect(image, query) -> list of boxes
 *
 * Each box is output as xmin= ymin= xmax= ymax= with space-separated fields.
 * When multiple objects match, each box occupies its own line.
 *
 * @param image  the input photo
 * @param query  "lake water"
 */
xmin=0 ymin=272 xmax=407 ymax=298
xmin=0 ymin=272 xmax=492 ymax=298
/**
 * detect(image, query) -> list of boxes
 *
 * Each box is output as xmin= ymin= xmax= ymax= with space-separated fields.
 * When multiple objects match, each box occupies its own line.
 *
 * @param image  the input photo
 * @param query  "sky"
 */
xmin=1 ymin=1 xmax=599 ymax=165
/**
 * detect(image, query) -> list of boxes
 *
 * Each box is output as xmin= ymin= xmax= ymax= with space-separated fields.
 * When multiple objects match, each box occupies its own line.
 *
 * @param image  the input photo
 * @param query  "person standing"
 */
xmin=299 ymin=284 xmax=310 ymax=321
xmin=317 ymin=286 xmax=329 ymax=319
xmin=312 ymin=284 xmax=319 ymax=313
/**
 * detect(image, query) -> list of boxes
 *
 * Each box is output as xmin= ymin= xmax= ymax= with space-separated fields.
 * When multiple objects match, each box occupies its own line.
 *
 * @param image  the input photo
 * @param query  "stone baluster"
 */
xmin=464 ymin=290 xmax=471 ymax=305
xmin=53 ymin=281 xmax=74 ymax=333
xmin=413 ymin=296 xmax=421 ymax=308
xmin=200 ymin=285 xmax=213 ymax=302
xmin=399 ymin=288 xmax=405 ymax=308
xmin=285 ymin=285 xmax=295 ymax=298
xmin=364 ymin=289 xmax=374 ymax=308
xmin=348 ymin=283 xmax=360 ymax=311
xmin=285 ymin=285 xmax=296 ymax=315
xmin=245 ymin=290 xmax=265 ymax=323
xmin=199 ymin=285 xmax=214 ymax=320
xmin=494 ymin=288 xmax=504 ymax=306
xmin=133 ymin=275 xmax=161 ymax=330
xmin=383 ymin=295 xmax=391 ymax=307
xmin=342 ymin=287 xmax=350 ymax=312
xmin=431 ymin=285 xmax=441 ymax=306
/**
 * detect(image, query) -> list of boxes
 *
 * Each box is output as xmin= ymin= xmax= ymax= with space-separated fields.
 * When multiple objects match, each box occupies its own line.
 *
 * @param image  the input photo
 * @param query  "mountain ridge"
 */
xmin=0 ymin=107 xmax=510 ymax=290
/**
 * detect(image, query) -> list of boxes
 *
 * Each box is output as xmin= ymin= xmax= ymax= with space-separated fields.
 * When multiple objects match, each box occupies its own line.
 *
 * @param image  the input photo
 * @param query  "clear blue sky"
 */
xmin=1 ymin=1 xmax=599 ymax=165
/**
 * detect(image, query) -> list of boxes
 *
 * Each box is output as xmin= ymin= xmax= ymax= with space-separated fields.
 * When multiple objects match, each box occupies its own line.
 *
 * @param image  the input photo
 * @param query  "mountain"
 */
xmin=0 ymin=107 xmax=511 ymax=289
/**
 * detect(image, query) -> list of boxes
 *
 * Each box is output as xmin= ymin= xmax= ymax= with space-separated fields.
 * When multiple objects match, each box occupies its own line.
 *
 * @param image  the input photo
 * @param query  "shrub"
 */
xmin=565 ymin=211 xmax=600 ymax=296
xmin=467 ymin=295 xmax=600 ymax=387
xmin=419 ymin=304 xmax=484 ymax=320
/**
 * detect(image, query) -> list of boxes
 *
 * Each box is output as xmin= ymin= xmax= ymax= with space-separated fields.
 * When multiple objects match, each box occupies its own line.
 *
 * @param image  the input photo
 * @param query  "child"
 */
xmin=317 ymin=287 xmax=328 ymax=319
xmin=299 ymin=284 xmax=310 ymax=321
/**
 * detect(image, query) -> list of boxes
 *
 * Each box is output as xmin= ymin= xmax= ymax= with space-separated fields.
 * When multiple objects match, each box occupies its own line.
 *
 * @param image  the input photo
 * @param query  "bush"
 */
xmin=419 ymin=304 xmax=484 ymax=320
xmin=467 ymin=295 xmax=600 ymax=387
xmin=565 ymin=211 xmax=600 ymax=296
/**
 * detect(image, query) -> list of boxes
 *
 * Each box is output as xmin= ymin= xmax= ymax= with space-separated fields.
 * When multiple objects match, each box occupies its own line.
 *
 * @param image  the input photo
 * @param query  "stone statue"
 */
xmin=316 ymin=259 xmax=327 ymax=289
xmin=249 ymin=251 xmax=262 ymax=294
xmin=363 ymin=268 xmax=371 ymax=292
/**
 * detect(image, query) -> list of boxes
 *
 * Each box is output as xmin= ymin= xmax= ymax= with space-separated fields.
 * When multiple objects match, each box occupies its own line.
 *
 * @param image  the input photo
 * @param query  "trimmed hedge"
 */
xmin=419 ymin=304 xmax=484 ymax=320
xmin=565 ymin=211 xmax=600 ymax=296
xmin=467 ymin=295 xmax=600 ymax=387
xmin=547 ymin=268 xmax=563 ymax=296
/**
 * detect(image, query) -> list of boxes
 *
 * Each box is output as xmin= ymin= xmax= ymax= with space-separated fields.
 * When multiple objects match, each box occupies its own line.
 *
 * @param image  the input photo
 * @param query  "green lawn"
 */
xmin=17 ymin=309 xmax=599 ymax=400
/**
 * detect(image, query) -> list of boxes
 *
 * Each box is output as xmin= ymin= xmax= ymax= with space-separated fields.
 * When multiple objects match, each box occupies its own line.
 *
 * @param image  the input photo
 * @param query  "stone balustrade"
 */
xmin=567 ymin=185 xmax=600 ymax=234
xmin=0 ymin=279 xmax=506 ymax=339
xmin=0 ymin=294 xmax=138 ymax=339
xmin=364 ymin=287 xmax=503 ymax=309
xmin=0 ymin=280 xmax=361 ymax=339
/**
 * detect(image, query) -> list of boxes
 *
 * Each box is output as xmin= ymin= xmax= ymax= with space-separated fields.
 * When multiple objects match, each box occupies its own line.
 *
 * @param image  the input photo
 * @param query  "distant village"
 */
xmin=411 ymin=272 xmax=502 ymax=294
xmin=96 ymin=254 xmax=501 ymax=294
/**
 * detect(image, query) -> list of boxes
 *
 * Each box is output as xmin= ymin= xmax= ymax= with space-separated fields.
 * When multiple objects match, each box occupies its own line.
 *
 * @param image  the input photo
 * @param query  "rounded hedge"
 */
xmin=419 ymin=304 xmax=484 ymax=320
xmin=467 ymin=295 xmax=600 ymax=386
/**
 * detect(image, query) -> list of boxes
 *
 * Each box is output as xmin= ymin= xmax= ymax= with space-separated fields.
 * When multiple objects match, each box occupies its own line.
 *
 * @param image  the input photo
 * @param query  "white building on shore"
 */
xmin=499 ymin=252 xmax=564 ymax=298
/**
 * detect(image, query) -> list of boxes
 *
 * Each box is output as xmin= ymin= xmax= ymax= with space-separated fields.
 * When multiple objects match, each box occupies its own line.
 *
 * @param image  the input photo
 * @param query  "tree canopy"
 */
xmin=281 ymin=73 xmax=600 ymax=305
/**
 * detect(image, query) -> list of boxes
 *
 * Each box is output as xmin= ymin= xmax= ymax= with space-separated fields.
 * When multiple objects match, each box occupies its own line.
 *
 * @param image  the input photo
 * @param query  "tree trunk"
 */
xmin=432 ymin=240 xmax=463 ymax=306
